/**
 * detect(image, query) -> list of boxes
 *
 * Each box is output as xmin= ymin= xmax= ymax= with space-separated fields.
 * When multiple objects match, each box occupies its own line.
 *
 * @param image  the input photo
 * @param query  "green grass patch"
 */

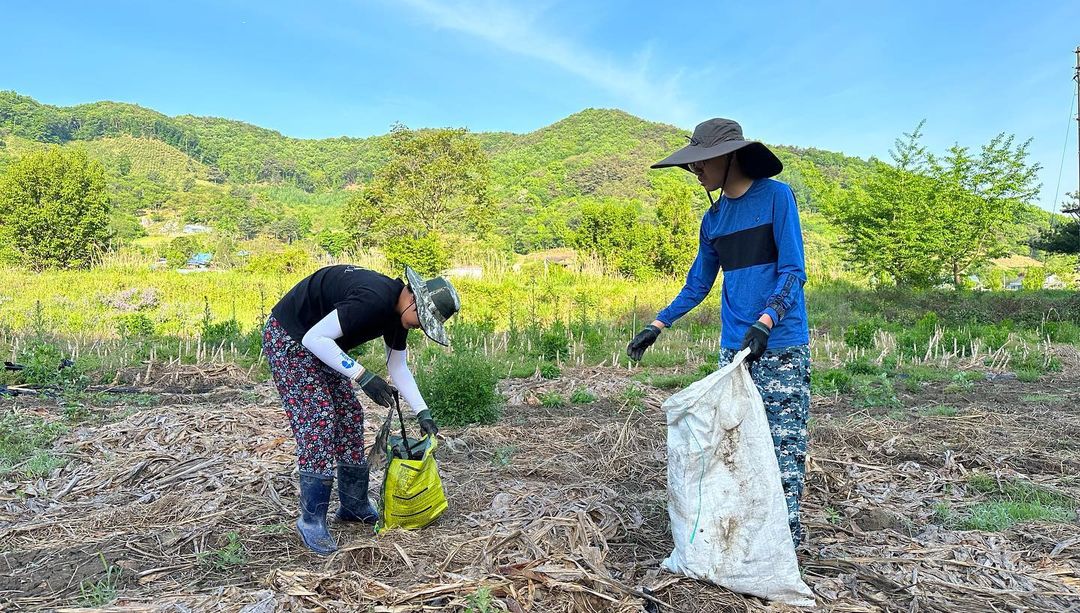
xmin=621 ymin=385 xmax=647 ymax=413
xmin=844 ymin=357 xmax=882 ymax=376
xmin=812 ymin=368 xmax=854 ymax=395
xmin=540 ymin=392 xmax=566 ymax=408
xmin=967 ymin=473 xmax=1076 ymax=507
xmin=199 ymin=531 xmax=246 ymax=570
xmin=1041 ymin=321 xmax=1080 ymax=344
xmin=902 ymin=365 xmax=957 ymax=383
xmin=854 ymin=374 xmax=901 ymax=409
xmin=1009 ymin=351 xmax=1063 ymax=374
xmin=634 ymin=350 xmax=688 ymax=368
xmin=506 ymin=359 xmax=542 ymax=379
xmin=78 ymin=554 xmax=121 ymax=607
xmin=539 ymin=362 xmax=561 ymax=380
xmin=570 ymin=388 xmax=597 ymax=404
xmin=944 ymin=371 xmax=982 ymax=394
xmin=920 ymin=405 xmax=959 ymax=417
xmin=23 ymin=451 xmax=67 ymax=478
xmin=961 ymin=472 xmax=1076 ymax=531
xmin=961 ymin=502 xmax=1074 ymax=532
xmin=1015 ymin=369 xmax=1041 ymax=383
xmin=416 ymin=352 xmax=503 ymax=427
xmin=933 ymin=502 xmax=956 ymax=526
xmin=1020 ymin=393 xmax=1065 ymax=404
xmin=0 ymin=413 xmax=69 ymax=477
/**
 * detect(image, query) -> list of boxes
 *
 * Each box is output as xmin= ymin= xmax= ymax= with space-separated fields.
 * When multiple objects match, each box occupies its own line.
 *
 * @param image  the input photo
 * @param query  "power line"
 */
xmin=1051 ymin=77 xmax=1076 ymax=221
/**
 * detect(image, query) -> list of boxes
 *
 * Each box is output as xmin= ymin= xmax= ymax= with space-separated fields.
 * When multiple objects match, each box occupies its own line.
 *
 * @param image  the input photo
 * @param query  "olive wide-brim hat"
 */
xmin=405 ymin=266 xmax=461 ymax=347
xmin=651 ymin=117 xmax=783 ymax=179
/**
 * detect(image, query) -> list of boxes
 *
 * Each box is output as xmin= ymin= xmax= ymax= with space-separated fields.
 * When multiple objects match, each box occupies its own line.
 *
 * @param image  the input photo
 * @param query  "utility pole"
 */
xmin=1075 ymin=46 xmax=1080 ymax=206
xmin=1069 ymin=46 xmax=1080 ymax=222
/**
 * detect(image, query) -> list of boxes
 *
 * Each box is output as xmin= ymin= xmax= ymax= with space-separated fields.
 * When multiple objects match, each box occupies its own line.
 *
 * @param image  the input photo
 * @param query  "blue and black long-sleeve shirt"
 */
xmin=656 ymin=178 xmax=809 ymax=350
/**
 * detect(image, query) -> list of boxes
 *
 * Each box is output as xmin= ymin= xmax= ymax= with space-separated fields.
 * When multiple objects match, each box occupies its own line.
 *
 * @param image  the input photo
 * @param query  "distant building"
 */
xmin=1043 ymin=274 xmax=1066 ymax=290
xmin=187 ymin=252 xmax=213 ymax=268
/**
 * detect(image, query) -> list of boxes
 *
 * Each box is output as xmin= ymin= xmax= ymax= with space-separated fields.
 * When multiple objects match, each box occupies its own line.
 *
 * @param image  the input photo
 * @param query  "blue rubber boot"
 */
xmin=296 ymin=472 xmax=338 ymax=555
xmin=335 ymin=460 xmax=380 ymax=524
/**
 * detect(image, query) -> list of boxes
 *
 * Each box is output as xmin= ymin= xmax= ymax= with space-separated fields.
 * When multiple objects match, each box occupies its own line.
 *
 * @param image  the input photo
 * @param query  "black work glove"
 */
xmin=356 ymin=370 xmax=396 ymax=407
xmin=626 ymin=325 xmax=662 ymax=362
xmin=416 ymin=409 xmax=439 ymax=437
xmin=740 ymin=321 xmax=771 ymax=363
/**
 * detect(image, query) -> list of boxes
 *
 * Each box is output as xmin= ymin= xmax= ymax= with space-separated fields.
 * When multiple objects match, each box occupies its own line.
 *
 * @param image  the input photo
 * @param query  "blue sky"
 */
xmin=6 ymin=0 xmax=1080 ymax=211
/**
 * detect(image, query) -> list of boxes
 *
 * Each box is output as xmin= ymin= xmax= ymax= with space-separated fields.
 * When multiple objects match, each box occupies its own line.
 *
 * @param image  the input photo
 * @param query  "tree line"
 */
xmin=0 ymin=106 xmax=1074 ymax=283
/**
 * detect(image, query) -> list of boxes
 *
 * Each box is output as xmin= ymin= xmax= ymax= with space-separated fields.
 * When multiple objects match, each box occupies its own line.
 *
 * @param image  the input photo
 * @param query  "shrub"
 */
xmin=812 ymin=369 xmax=854 ymax=395
xmin=244 ymin=246 xmax=311 ymax=275
xmin=536 ymin=323 xmax=571 ymax=361
xmin=539 ymin=362 xmax=561 ymax=379
xmin=844 ymin=357 xmax=881 ymax=376
xmin=383 ymin=233 xmax=448 ymax=277
xmin=1041 ymin=321 xmax=1080 ymax=344
xmin=570 ymin=388 xmax=597 ymax=404
xmin=15 ymin=341 xmax=86 ymax=389
xmin=843 ymin=318 xmax=881 ymax=349
xmin=116 ymin=313 xmax=155 ymax=339
xmin=540 ymin=392 xmax=567 ymax=408
xmin=416 ymin=351 xmax=502 ymax=426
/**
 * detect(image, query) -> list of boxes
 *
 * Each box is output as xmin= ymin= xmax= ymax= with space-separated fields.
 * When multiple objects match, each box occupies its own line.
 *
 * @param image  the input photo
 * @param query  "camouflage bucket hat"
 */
xmin=405 ymin=265 xmax=461 ymax=347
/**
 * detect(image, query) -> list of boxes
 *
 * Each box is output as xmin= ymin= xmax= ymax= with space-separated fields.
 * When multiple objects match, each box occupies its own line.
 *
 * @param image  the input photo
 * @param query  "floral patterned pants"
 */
xmin=263 ymin=315 xmax=366 ymax=477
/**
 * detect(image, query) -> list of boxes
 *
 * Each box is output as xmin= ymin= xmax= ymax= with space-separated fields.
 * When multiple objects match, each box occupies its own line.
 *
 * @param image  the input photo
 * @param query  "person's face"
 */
xmin=688 ymin=154 xmax=730 ymax=192
xmin=401 ymin=292 xmax=422 ymax=330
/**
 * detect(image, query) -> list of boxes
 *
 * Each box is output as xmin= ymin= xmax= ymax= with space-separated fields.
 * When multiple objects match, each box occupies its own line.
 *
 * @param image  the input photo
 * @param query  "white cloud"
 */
xmin=396 ymin=0 xmax=698 ymax=127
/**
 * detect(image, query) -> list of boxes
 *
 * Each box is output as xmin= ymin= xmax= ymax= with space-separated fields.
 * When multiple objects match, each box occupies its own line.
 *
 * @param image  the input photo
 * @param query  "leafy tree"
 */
xmin=651 ymin=179 xmax=699 ymax=276
xmin=512 ymin=201 xmax=572 ymax=253
xmin=930 ymin=135 xmax=1041 ymax=285
xmin=161 ymin=236 xmax=203 ymax=268
xmin=343 ymin=124 xmax=492 ymax=268
xmin=572 ymin=198 xmax=657 ymax=278
xmin=315 ymin=229 xmax=353 ymax=257
xmin=269 ymin=212 xmax=312 ymax=244
xmin=1021 ymin=266 xmax=1047 ymax=291
xmin=383 ymin=232 xmax=448 ymax=277
xmin=820 ymin=124 xmax=946 ymax=286
xmin=1032 ymin=191 xmax=1080 ymax=254
xmin=820 ymin=123 xmax=1041 ymax=287
xmin=0 ymin=147 xmax=110 ymax=269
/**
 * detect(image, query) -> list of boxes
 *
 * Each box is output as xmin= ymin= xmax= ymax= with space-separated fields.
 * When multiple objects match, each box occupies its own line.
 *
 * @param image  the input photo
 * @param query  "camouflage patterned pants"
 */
xmin=718 ymin=345 xmax=810 ymax=545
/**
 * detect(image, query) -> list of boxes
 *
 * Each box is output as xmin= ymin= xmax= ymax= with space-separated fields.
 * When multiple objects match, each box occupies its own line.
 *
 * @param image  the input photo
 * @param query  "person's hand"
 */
xmin=356 ymin=371 xmax=396 ymax=407
xmin=416 ymin=409 xmax=439 ymax=437
xmin=740 ymin=321 xmax=771 ymax=363
xmin=627 ymin=325 xmax=662 ymax=361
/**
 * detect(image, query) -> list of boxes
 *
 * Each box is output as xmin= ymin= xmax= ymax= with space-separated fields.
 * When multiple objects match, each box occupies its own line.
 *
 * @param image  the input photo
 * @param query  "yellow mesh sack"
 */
xmin=375 ymin=402 xmax=447 ymax=532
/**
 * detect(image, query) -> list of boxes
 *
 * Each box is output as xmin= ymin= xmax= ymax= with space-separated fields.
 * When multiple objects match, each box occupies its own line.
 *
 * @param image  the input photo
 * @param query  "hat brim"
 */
xmin=651 ymin=141 xmax=783 ymax=179
xmin=405 ymin=266 xmax=450 ymax=346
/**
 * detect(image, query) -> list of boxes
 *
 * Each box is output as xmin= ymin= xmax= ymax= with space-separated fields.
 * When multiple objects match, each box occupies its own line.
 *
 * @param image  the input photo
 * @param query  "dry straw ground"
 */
xmin=2 ymin=349 xmax=1079 ymax=612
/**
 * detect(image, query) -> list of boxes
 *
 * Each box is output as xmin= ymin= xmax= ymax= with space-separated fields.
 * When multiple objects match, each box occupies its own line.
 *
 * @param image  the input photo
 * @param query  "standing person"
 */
xmin=626 ymin=118 xmax=810 ymax=546
xmin=263 ymin=264 xmax=460 ymax=555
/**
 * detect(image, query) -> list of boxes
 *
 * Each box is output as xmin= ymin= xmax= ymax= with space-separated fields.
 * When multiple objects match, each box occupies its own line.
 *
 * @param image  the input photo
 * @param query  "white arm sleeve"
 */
xmin=386 ymin=346 xmax=428 ymax=416
xmin=301 ymin=309 xmax=365 ymax=380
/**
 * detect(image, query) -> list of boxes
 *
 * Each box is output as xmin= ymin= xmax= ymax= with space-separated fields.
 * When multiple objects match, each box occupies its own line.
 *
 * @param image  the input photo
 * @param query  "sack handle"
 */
xmin=392 ymin=390 xmax=417 ymax=457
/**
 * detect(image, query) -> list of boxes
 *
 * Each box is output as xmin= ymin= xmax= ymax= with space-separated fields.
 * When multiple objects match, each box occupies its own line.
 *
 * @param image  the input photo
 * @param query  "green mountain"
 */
xmin=0 ymin=91 xmax=870 ymax=202
xmin=4 ymin=90 xmax=1053 ymax=277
